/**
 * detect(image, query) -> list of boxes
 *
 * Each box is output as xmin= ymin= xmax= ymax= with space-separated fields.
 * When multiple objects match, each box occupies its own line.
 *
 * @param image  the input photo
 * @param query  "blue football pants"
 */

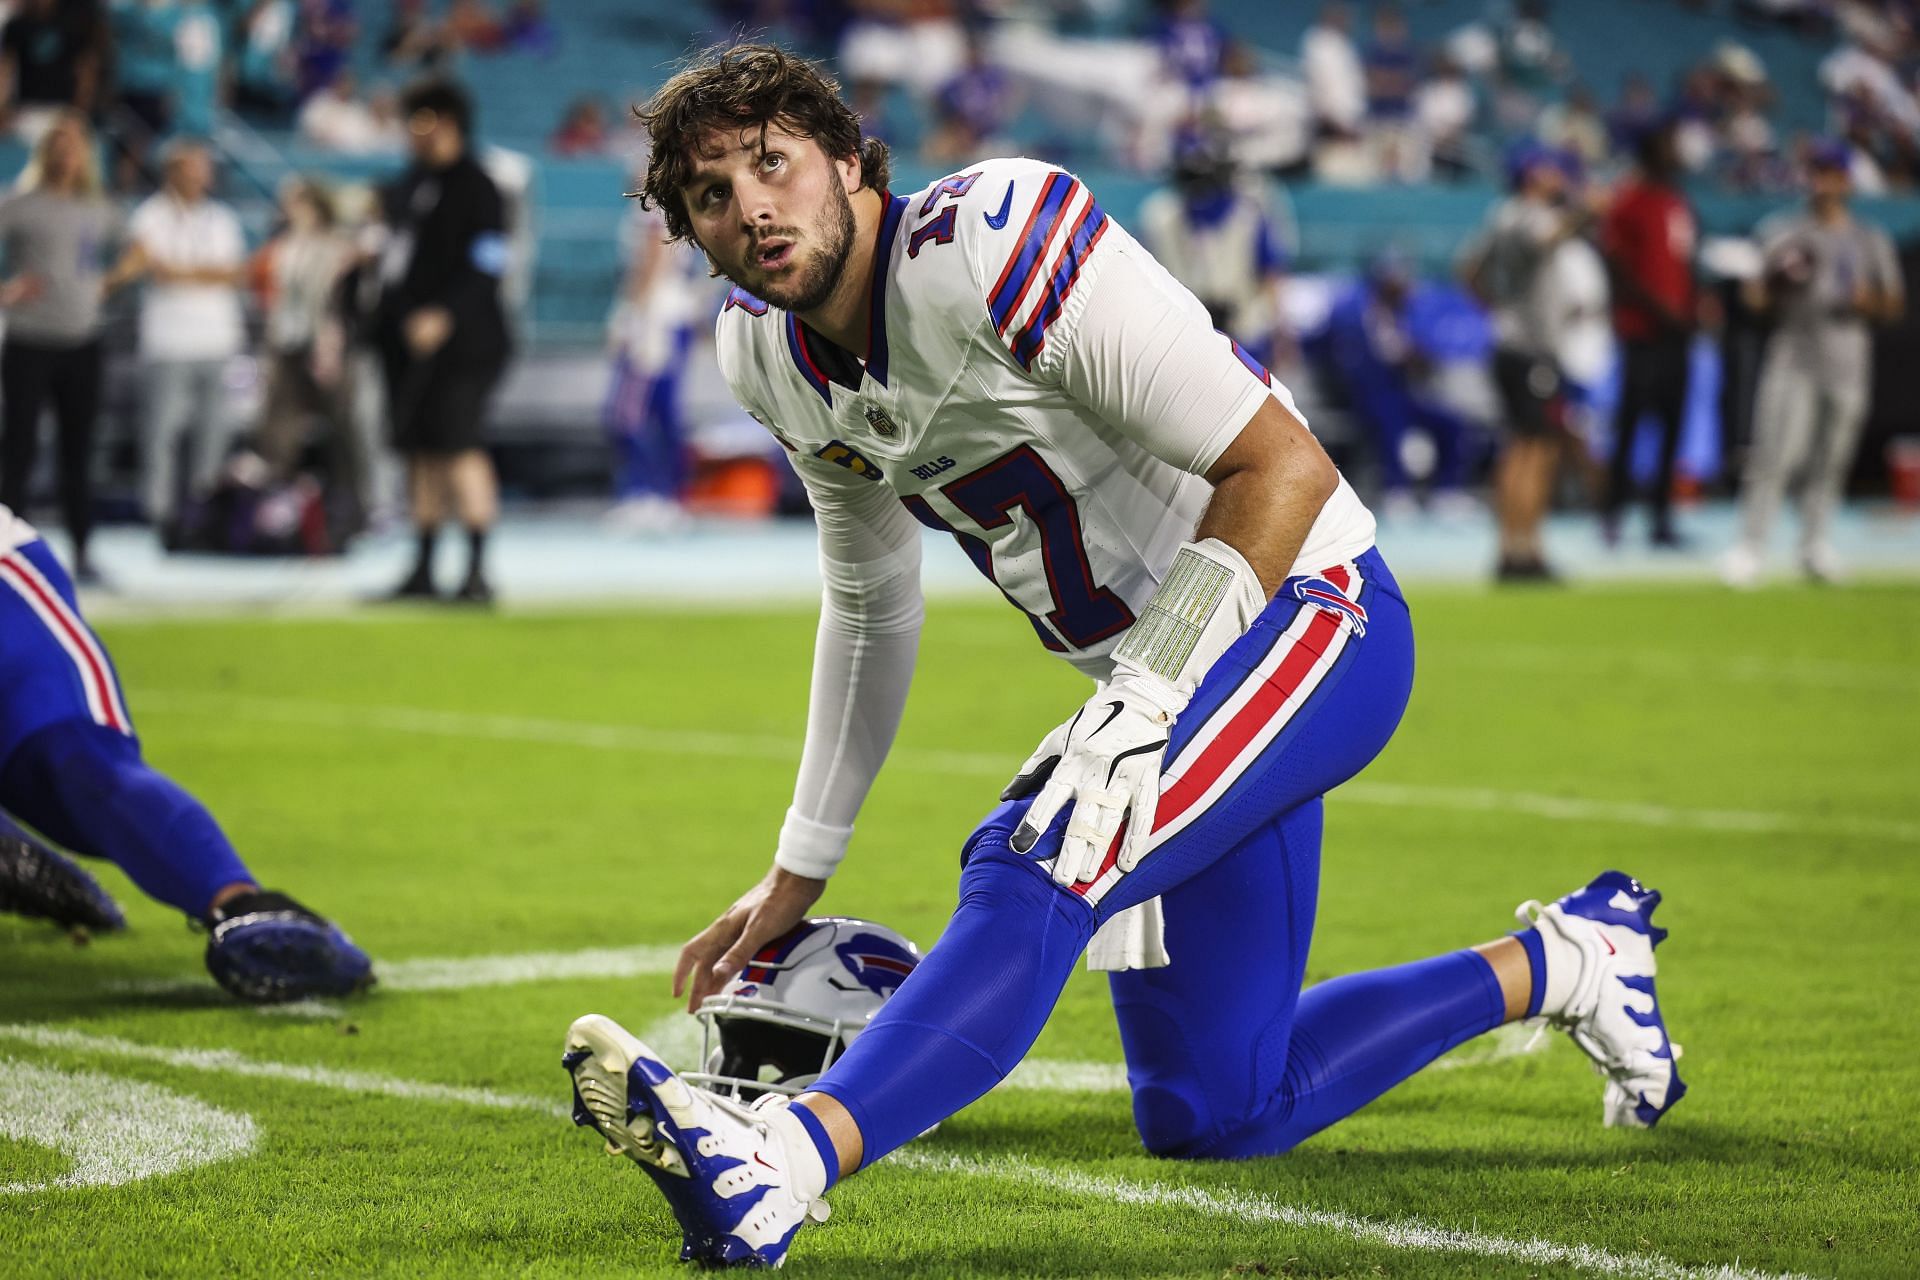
xmin=811 ymin=548 xmax=1509 ymax=1163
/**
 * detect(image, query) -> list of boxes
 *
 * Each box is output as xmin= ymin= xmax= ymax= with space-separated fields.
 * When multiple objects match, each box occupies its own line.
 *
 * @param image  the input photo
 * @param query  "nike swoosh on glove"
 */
xmin=1009 ymin=675 xmax=1183 ymax=888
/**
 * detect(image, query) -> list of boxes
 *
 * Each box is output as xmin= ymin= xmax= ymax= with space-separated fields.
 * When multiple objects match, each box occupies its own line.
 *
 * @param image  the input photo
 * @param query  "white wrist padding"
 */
xmin=1113 ymin=538 xmax=1267 ymax=698
xmin=773 ymin=807 xmax=853 ymax=880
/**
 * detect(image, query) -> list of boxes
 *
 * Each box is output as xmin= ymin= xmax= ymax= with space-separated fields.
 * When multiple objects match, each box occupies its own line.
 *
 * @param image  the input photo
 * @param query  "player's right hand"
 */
xmin=673 ymin=865 xmax=826 ymax=1013
xmin=1000 ymin=718 xmax=1072 ymax=802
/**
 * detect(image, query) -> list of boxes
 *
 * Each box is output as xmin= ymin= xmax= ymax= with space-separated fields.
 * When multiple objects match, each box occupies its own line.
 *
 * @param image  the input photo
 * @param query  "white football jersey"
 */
xmin=0 ymin=503 xmax=36 ymax=554
xmin=717 ymin=156 xmax=1374 ymax=680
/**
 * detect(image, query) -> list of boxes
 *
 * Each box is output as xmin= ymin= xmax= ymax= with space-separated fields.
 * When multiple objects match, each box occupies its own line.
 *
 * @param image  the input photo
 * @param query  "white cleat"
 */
xmin=1801 ymin=542 xmax=1848 ymax=585
xmin=563 ymin=1013 xmax=826 ymax=1268
xmin=1516 ymin=871 xmax=1687 ymax=1129
xmin=1719 ymin=543 xmax=1762 ymax=590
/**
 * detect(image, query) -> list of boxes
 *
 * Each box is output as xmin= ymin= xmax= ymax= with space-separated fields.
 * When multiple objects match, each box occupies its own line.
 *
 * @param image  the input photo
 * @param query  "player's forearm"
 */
xmin=776 ymin=569 xmax=923 ymax=879
xmin=1194 ymin=396 xmax=1340 ymax=597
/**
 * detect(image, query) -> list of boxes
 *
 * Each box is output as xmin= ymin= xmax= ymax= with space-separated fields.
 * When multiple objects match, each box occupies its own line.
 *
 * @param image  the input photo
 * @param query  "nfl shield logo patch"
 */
xmin=863 ymin=404 xmax=900 ymax=438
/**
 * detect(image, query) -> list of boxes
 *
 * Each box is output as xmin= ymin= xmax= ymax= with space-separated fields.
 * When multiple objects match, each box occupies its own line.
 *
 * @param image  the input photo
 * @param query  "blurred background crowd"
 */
xmin=0 ymin=0 xmax=1915 ymax=595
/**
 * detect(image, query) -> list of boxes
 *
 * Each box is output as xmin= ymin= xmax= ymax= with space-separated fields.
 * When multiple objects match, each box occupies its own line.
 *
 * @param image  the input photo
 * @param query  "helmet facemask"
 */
xmin=680 ymin=917 xmax=920 ymax=1102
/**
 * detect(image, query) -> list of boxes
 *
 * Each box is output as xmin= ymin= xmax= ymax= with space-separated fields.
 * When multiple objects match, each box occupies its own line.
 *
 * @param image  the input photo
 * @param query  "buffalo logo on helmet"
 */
xmin=833 ymin=932 xmax=918 ymax=996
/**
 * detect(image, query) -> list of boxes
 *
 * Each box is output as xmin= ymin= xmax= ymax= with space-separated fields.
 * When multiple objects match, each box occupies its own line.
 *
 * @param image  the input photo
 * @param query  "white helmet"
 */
xmin=686 ymin=916 xmax=921 ymax=1101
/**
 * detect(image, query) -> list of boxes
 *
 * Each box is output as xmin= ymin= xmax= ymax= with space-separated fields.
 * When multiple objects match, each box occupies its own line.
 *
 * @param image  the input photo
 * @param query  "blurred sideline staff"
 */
xmin=116 ymin=137 xmax=249 ymax=547
xmin=1599 ymin=123 xmax=1710 ymax=551
xmin=1723 ymin=141 xmax=1903 ymax=587
xmin=1460 ymin=143 xmax=1586 ymax=583
xmin=1138 ymin=130 xmax=1291 ymax=370
xmin=371 ymin=78 xmax=510 ymax=605
xmin=0 ymin=111 xmax=118 ymax=584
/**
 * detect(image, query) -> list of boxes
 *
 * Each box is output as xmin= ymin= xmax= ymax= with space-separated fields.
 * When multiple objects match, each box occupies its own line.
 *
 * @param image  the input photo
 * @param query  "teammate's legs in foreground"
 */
xmin=1110 ymin=798 xmax=1518 ymax=1159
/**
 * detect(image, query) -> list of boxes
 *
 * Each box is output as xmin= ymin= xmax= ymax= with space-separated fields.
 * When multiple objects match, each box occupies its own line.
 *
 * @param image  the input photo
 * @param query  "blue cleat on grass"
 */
xmin=1518 ymin=870 xmax=1686 ymax=1128
xmin=564 ymin=1013 xmax=828 ymax=1268
xmin=0 ymin=824 xmax=126 ymax=934
xmin=203 ymin=890 xmax=374 ymax=1003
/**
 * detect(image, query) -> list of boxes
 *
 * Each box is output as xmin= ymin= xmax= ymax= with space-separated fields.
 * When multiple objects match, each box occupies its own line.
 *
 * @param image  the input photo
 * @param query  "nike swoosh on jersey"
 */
xmin=983 ymin=182 xmax=1014 ymax=229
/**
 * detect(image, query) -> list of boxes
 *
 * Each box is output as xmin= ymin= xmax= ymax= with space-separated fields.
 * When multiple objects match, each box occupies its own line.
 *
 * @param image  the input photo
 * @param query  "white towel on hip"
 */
xmin=1085 ymin=896 xmax=1170 ymax=970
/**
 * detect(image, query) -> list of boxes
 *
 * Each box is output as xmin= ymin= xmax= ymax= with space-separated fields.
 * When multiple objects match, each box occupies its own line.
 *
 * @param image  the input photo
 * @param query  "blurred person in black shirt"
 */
xmin=373 ymin=79 xmax=510 ymax=604
xmin=0 ymin=0 xmax=106 ymax=142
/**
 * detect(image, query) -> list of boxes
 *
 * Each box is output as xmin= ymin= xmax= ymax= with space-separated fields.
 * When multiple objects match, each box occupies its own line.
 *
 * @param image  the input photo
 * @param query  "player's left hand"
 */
xmin=673 ymin=865 xmax=826 ymax=1013
xmin=1010 ymin=676 xmax=1182 ymax=889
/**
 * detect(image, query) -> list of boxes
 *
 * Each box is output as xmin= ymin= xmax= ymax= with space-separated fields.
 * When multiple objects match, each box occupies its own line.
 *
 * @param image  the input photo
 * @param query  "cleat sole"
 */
xmin=563 ymin=1014 xmax=685 ymax=1177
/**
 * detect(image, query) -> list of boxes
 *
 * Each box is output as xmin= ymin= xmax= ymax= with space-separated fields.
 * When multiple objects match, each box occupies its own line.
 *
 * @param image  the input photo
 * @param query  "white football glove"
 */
xmin=1010 ymin=674 xmax=1183 ymax=888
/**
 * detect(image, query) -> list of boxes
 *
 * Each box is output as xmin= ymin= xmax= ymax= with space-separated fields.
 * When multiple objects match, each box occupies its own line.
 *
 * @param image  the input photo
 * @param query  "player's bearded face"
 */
xmin=685 ymin=128 xmax=858 ymax=313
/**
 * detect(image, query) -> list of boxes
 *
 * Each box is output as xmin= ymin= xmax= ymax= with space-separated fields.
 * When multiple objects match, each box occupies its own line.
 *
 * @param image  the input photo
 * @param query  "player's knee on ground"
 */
xmin=1129 ymin=1070 xmax=1312 ymax=1161
xmin=1117 ymin=1000 xmax=1252 ymax=1159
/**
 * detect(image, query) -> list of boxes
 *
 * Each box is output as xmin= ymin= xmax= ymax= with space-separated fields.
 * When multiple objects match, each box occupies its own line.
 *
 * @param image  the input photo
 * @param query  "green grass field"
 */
xmin=2 ymin=583 xmax=1917 ymax=1278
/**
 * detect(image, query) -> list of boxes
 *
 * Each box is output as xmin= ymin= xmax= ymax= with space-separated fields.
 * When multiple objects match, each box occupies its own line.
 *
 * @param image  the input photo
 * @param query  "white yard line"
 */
xmin=1339 ymin=781 xmax=1920 ymax=844
xmin=138 ymin=689 xmax=1920 ymax=844
xmin=0 ymin=1057 xmax=258 ymax=1194
xmin=108 ymin=941 xmax=686 ymax=1001
xmin=890 ymin=1149 xmax=1821 ymax=1280
xmin=1465 ymin=644 xmax=1920 ymax=696
xmin=251 ymin=1000 xmax=347 ymax=1020
xmin=0 ymin=1024 xmax=566 ymax=1118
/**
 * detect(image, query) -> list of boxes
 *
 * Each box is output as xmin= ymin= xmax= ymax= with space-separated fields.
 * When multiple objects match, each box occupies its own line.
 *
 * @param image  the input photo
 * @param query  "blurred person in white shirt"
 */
xmin=113 ymin=139 xmax=248 ymax=543
xmin=1415 ymin=53 xmax=1477 ymax=181
xmin=252 ymin=177 xmax=364 ymax=532
xmin=298 ymin=71 xmax=402 ymax=154
xmin=1302 ymin=3 xmax=1365 ymax=142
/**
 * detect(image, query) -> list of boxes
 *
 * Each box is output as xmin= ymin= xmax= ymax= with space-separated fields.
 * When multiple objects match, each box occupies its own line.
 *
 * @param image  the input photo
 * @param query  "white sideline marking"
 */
xmin=1431 ymin=1019 xmax=1548 ymax=1070
xmin=252 ymin=1000 xmax=346 ymax=1020
xmin=1340 ymin=781 xmax=1920 ymax=845
xmin=1001 ymin=1058 xmax=1129 ymax=1092
xmin=0 ymin=1057 xmax=257 ymax=1194
xmin=138 ymin=690 xmax=1920 ymax=844
xmin=890 ymin=1150 xmax=1821 ymax=1280
xmin=375 ymin=943 xmax=685 ymax=993
xmin=109 ymin=942 xmax=686 ymax=1000
xmin=1469 ymin=643 xmax=1920 ymax=695
xmin=0 ymin=1025 xmax=566 ymax=1118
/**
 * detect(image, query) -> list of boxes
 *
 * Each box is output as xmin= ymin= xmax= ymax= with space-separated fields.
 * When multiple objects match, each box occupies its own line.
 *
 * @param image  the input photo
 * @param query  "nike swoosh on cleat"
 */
xmin=984 ymin=182 xmax=1014 ymax=229
xmin=753 ymin=1153 xmax=779 ymax=1172
xmin=1600 ymin=934 xmax=1616 ymax=955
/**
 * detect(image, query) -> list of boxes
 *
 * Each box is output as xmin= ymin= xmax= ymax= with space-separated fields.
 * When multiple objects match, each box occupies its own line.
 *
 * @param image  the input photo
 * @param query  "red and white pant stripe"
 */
xmin=0 ymin=549 xmax=132 ymax=736
xmin=1071 ymin=560 xmax=1366 ymax=907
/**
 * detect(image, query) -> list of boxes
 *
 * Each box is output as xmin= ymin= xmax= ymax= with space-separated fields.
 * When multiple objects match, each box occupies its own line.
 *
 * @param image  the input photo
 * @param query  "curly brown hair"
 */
xmin=632 ymin=42 xmax=890 ymax=243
